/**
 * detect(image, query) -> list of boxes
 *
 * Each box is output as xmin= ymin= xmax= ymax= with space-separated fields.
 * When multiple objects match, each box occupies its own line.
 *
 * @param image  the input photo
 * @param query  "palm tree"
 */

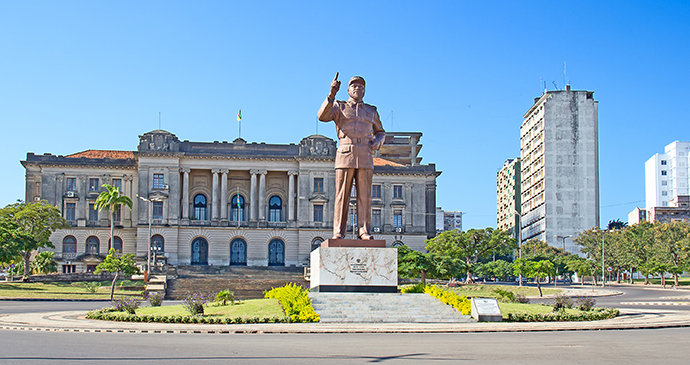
xmin=95 ymin=184 xmax=133 ymax=252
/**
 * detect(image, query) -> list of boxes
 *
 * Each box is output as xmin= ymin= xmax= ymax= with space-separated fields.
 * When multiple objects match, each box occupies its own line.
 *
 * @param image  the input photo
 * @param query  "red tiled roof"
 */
xmin=373 ymin=157 xmax=405 ymax=167
xmin=65 ymin=150 xmax=134 ymax=159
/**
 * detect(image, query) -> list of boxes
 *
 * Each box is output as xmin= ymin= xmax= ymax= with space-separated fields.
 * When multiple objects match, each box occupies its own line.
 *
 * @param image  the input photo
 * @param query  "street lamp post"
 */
xmin=137 ymin=195 xmax=152 ymax=283
xmin=602 ymin=229 xmax=606 ymax=287
xmin=554 ymin=235 xmax=573 ymax=288
xmin=514 ymin=212 xmax=523 ymax=287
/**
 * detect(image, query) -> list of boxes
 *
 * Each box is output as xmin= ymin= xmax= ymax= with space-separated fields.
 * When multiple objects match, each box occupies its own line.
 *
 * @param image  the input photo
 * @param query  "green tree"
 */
xmin=426 ymin=228 xmax=516 ymax=283
xmin=621 ymin=222 xmax=656 ymax=284
xmin=397 ymin=245 xmax=436 ymax=285
xmin=477 ymin=260 xmax=513 ymax=281
xmin=513 ymin=259 xmax=554 ymax=297
xmin=94 ymin=248 xmax=140 ymax=301
xmin=0 ymin=201 xmax=68 ymax=281
xmin=95 ymin=184 xmax=133 ymax=252
xmin=32 ymin=251 xmax=58 ymax=274
xmin=652 ymin=221 xmax=690 ymax=287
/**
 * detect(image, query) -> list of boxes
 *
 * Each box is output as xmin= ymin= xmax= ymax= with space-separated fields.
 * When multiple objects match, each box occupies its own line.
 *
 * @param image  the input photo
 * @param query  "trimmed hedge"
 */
xmin=424 ymin=285 xmax=472 ymax=315
xmin=507 ymin=308 xmax=620 ymax=322
xmin=85 ymin=308 xmax=289 ymax=324
xmin=264 ymin=283 xmax=320 ymax=323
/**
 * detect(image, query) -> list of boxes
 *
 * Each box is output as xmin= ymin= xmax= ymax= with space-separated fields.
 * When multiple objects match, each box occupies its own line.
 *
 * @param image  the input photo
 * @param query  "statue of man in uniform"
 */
xmin=318 ymin=74 xmax=386 ymax=240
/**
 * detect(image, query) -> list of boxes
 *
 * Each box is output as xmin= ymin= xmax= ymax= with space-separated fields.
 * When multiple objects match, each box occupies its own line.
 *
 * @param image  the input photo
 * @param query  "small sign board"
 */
xmin=471 ymin=298 xmax=502 ymax=322
xmin=607 ymin=266 xmax=613 ymax=273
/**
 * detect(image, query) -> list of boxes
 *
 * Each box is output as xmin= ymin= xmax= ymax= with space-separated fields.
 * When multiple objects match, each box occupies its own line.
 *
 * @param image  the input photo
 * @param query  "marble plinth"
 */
xmin=321 ymin=238 xmax=386 ymax=248
xmin=310 ymin=247 xmax=398 ymax=293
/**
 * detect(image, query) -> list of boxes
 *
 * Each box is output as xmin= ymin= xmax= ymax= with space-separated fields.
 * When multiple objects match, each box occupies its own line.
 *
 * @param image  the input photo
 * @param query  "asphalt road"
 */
xmin=1 ymin=327 xmax=689 ymax=364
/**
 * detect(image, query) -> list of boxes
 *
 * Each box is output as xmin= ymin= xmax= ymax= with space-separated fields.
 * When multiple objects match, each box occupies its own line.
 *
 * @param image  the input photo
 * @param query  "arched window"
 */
xmin=151 ymin=234 xmax=164 ymax=253
xmin=392 ymin=241 xmax=404 ymax=248
xmin=268 ymin=196 xmax=282 ymax=222
xmin=268 ymin=239 xmax=285 ymax=266
xmin=111 ymin=236 xmax=123 ymax=254
xmin=86 ymin=236 xmax=100 ymax=255
xmin=191 ymin=237 xmax=208 ymax=265
xmin=231 ymin=194 xmax=245 ymax=222
xmin=193 ymin=194 xmax=207 ymax=220
xmin=62 ymin=236 xmax=77 ymax=253
xmin=230 ymin=238 xmax=247 ymax=265
xmin=311 ymin=237 xmax=324 ymax=252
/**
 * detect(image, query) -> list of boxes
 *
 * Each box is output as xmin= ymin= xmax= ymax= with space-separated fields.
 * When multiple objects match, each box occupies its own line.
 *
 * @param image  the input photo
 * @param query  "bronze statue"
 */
xmin=318 ymin=73 xmax=386 ymax=240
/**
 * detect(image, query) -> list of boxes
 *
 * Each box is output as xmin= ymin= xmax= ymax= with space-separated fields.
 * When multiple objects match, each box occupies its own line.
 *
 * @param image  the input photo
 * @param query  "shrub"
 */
xmin=264 ymin=283 xmax=319 ymax=322
xmin=575 ymin=296 xmax=596 ymax=311
xmin=514 ymin=294 xmax=530 ymax=304
xmin=424 ymin=285 xmax=471 ymax=315
xmin=492 ymin=288 xmax=516 ymax=303
xmin=111 ymin=296 xmax=140 ymax=314
xmin=182 ymin=292 xmax=208 ymax=316
xmin=552 ymin=294 xmax=574 ymax=312
xmin=507 ymin=308 xmax=619 ymax=322
xmin=401 ymin=283 xmax=426 ymax=293
xmin=83 ymin=282 xmax=100 ymax=293
xmin=145 ymin=292 xmax=164 ymax=307
xmin=214 ymin=290 xmax=235 ymax=306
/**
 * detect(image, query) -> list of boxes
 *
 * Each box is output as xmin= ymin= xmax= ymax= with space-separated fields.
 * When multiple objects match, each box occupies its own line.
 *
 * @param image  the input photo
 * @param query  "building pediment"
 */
xmin=309 ymin=194 xmax=329 ymax=203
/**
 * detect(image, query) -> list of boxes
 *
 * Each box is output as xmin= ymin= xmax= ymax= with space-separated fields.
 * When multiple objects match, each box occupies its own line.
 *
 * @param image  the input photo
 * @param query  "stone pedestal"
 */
xmin=310 ymin=240 xmax=397 ymax=293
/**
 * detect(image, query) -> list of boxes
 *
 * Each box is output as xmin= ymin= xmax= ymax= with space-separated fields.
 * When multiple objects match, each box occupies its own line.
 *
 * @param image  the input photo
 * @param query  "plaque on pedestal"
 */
xmin=310 ymin=243 xmax=397 ymax=293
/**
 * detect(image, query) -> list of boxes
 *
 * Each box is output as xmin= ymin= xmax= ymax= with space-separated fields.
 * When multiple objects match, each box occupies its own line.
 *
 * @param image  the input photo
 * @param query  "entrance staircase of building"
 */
xmin=309 ymin=292 xmax=474 ymax=323
xmin=166 ymin=265 xmax=308 ymax=300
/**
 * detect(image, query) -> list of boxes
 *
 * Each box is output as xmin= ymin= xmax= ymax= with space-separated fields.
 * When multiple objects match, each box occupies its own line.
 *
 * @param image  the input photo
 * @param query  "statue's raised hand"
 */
xmin=329 ymin=72 xmax=341 ymax=99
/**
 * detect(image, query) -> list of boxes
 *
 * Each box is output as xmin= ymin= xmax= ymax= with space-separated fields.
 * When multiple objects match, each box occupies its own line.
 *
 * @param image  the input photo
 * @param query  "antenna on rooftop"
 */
xmin=158 ymin=112 xmax=161 ymax=130
xmin=552 ymin=81 xmax=558 ymax=91
xmin=564 ymin=61 xmax=568 ymax=89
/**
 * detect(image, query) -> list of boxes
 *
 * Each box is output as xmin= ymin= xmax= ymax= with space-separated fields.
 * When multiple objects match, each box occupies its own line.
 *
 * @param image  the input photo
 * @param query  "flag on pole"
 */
xmin=237 ymin=109 xmax=242 ymax=122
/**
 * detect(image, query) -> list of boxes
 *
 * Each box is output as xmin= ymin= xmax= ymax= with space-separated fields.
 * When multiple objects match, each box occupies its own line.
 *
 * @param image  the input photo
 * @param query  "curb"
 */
xmin=0 ymin=298 xmax=112 ymax=302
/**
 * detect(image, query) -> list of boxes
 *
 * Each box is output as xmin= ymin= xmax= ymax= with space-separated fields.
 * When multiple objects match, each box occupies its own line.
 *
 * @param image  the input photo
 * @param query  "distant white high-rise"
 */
xmin=645 ymin=141 xmax=690 ymax=209
xmin=519 ymin=86 xmax=600 ymax=254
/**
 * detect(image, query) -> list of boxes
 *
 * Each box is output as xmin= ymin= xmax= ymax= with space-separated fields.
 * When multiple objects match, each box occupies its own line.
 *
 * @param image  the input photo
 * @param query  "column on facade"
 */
xmin=77 ymin=175 xmax=87 ymax=221
xmin=123 ymin=174 xmax=134 ymax=223
xmin=181 ymin=168 xmax=190 ymax=219
xmin=56 ymin=174 xmax=64 ymax=214
xmin=250 ymin=170 xmax=258 ymax=221
xmin=404 ymin=183 xmax=413 ymax=227
xmin=220 ymin=169 xmax=229 ymax=220
xmin=211 ymin=169 xmax=220 ymax=220
xmin=258 ymin=170 xmax=267 ymax=221
xmin=383 ymin=182 xmax=392 ymax=228
xmin=288 ymin=171 xmax=297 ymax=221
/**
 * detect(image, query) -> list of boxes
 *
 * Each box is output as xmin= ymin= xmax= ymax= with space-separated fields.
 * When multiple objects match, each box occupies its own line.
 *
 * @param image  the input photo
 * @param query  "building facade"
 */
xmin=645 ymin=141 xmax=690 ymax=210
xmin=22 ymin=130 xmax=440 ymax=273
xmin=519 ymin=86 xmax=599 ymax=253
xmin=496 ymin=158 xmax=521 ymax=238
xmin=435 ymin=208 xmax=462 ymax=234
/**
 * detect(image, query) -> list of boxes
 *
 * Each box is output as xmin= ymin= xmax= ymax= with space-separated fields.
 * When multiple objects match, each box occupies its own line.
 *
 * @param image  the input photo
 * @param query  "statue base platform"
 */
xmin=321 ymin=238 xmax=386 ymax=248
xmin=310 ymin=245 xmax=398 ymax=293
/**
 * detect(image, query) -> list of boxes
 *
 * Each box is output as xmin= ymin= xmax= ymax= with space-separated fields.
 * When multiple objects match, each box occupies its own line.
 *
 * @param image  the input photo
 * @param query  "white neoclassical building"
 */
xmin=22 ymin=130 xmax=440 ymax=273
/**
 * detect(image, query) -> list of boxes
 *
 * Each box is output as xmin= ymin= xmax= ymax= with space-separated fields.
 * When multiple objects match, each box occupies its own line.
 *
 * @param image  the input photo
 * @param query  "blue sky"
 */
xmin=1 ymin=1 xmax=688 ymax=230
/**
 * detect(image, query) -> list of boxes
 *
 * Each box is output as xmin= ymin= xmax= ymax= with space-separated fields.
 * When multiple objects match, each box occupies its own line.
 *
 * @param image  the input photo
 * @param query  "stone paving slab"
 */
xmin=1 ymin=308 xmax=689 ymax=334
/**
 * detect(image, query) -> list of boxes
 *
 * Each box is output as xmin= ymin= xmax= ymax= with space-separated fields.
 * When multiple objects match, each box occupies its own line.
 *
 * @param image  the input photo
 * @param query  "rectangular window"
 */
xmin=62 ymin=265 xmax=76 ymax=274
xmin=153 ymin=202 xmax=163 ymax=220
xmin=371 ymin=184 xmax=381 ymax=198
xmin=372 ymin=209 xmax=381 ymax=227
xmin=661 ymin=160 xmax=667 ymax=165
xmin=313 ymin=204 xmax=323 ymax=223
xmin=112 ymin=179 xmax=122 ymax=190
xmin=662 ymin=180 xmax=668 ymax=186
xmin=65 ymin=203 xmax=76 ymax=221
xmin=35 ymin=182 xmax=40 ymax=197
xmin=393 ymin=185 xmax=403 ymax=199
xmin=351 ymin=183 xmax=357 ymax=198
xmin=66 ymin=178 xmax=77 ymax=191
xmin=662 ymin=191 xmax=668 ymax=196
xmin=393 ymin=210 xmax=403 ymax=227
xmin=153 ymin=174 xmax=165 ymax=189
xmin=661 ymin=171 xmax=667 ymax=176
xmin=89 ymin=178 xmax=99 ymax=191
xmin=88 ymin=203 xmax=98 ymax=221
xmin=348 ymin=212 xmax=357 ymax=227
xmin=313 ymin=177 xmax=324 ymax=193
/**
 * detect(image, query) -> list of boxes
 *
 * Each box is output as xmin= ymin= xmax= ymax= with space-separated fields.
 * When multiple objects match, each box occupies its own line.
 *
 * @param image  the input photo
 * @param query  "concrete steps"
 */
xmin=167 ymin=266 xmax=308 ymax=300
xmin=309 ymin=292 xmax=475 ymax=323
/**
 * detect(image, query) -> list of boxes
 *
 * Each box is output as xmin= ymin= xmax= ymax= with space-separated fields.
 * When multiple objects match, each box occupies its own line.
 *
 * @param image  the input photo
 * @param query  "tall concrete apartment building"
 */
xmin=645 ymin=141 xmax=690 ymax=209
xmin=496 ymin=158 xmax=521 ymax=238
xmin=435 ymin=208 xmax=462 ymax=234
xmin=519 ymin=86 xmax=599 ymax=253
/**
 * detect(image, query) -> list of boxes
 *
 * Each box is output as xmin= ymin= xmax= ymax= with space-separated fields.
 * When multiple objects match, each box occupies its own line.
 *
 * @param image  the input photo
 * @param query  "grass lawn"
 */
xmin=443 ymin=284 xmax=561 ymax=298
xmin=497 ymin=302 xmax=582 ymax=320
xmin=135 ymin=299 xmax=285 ymax=318
xmin=0 ymin=282 xmax=143 ymax=299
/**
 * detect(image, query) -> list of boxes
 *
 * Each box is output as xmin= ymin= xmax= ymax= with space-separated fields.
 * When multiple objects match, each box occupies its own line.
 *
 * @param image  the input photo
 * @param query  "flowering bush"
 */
xmin=182 ymin=292 xmax=208 ymax=316
xmin=575 ymin=296 xmax=596 ymax=311
xmin=145 ymin=292 xmax=164 ymax=307
xmin=514 ymin=294 xmax=530 ymax=304
xmin=111 ymin=296 xmax=140 ymax=314
xmin=401 ymin=283 xmax=426 ymax=293
xmin=424 ymin=285 xmax=471 ymax=315
xmin=552 ymin=294 xmax=574 ymax=312
xmin=508 ymin=308 xmax=618 ymax=322
xmin=264 ymin=283 xmax=319 ymax=323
